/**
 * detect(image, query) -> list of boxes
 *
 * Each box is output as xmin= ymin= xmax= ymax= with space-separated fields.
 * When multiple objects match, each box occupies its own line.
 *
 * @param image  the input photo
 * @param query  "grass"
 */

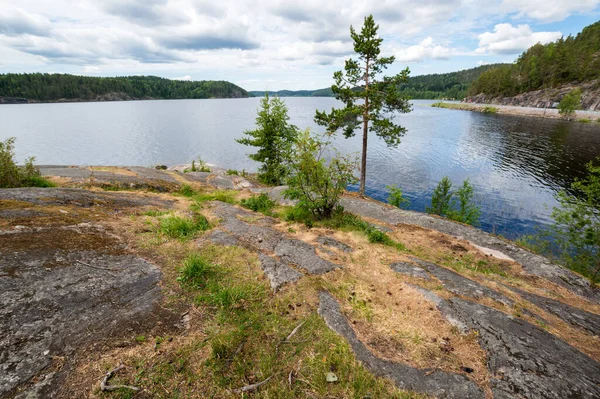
xmin=482 ymin=106 xmax=498 ymax=113
xmin=579 ymin=118 xmax=592 ymax=123
xmin=240 ymin=193 xmax=276 ymax=215
xmin=158 ymin=214 xmax=210 ymax=239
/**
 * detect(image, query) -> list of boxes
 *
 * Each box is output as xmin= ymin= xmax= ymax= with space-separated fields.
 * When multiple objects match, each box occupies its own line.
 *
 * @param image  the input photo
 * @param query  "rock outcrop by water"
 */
xmin=466 ymin=80 xmax=600 ymax=111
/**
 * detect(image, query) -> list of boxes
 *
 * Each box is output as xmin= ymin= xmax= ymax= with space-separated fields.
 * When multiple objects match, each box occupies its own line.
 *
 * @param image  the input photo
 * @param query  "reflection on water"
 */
xmin=1 ymin=98 xmax=599 ymax=239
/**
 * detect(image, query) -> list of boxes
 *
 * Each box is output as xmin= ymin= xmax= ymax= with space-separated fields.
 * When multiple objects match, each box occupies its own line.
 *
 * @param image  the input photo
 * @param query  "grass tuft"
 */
xmin=159 ymin=214 xmax=210 ymax=239
xmin=240 ymin=193 xmax=276 ymax=215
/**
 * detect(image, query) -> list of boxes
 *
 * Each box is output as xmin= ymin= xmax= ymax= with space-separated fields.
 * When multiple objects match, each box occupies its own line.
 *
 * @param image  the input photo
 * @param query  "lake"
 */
xmin=1 ymin=97 xmax=599 ymax=239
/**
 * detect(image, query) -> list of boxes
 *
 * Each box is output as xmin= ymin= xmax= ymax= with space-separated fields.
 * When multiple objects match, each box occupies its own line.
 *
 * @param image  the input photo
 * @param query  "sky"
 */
xmin=0 ymin=1 xmax=599 ymax=91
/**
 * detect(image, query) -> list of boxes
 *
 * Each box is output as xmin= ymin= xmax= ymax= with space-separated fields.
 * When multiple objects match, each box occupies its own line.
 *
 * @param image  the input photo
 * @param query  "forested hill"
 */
xmin=396 ymin=64 xmax=507 ymax=99
xmin=468 ymin=20 xmax=600 ymax=97
xmin=0 ymin=74 xmax=250 ymax=102
xmin=249 ymin=64 xmax=505 ymax=100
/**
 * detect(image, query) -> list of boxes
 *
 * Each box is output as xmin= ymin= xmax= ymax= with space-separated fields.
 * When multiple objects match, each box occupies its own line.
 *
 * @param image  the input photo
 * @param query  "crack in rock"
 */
xmin=317 ymin=291 xmax=484 ymax=398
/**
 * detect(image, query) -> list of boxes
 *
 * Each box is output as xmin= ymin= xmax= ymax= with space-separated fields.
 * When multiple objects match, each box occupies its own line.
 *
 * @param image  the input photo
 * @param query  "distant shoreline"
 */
xmin=0 ymin=96 xmax=252 ymax=105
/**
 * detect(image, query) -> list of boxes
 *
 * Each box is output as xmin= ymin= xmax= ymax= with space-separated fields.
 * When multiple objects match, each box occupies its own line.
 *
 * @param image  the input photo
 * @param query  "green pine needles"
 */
xmin=236 ymin=93 xmax=299 ymax=185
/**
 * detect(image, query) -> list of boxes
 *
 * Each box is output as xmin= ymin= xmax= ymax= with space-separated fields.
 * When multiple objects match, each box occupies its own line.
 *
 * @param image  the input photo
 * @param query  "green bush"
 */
xmin=0 ymin=137 xmax=54 ymax=188
xmin=386 ymin=185 xmax=410 ymax=209
xmin=427 ymin=177 xmax=453 ymax=216
xmin=226 ymin=169 xmax=239 ymax=176
xmin=240 ymin=193 xmax=276 ymax=215
xmin=178 ymin=184 xmax=196 ymax=197
xmin=427 ymin=177 xmax=480 ymax=225
xmin=482 ymin=106 xmax=498 ymax=113
xmin=579 ymin=118 xmax=592 ymax=123
xmin=284 ymin=130 xmax=358 ymax=219
xmin=558 ymin=88 xmax=582 ymax=118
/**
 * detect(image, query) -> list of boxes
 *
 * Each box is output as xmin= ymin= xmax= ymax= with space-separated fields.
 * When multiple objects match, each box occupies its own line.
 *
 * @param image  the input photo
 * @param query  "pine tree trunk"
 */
xmin=359 ymin=60 xmax=370 ymax=197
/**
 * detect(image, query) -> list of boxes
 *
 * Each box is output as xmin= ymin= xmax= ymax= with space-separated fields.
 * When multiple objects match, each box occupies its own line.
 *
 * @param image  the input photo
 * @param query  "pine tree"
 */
xmin=315 ymin=15 xmax=411 ymax=196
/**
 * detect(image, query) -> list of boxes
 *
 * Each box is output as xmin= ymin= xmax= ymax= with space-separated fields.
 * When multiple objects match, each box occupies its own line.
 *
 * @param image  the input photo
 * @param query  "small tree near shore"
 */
xmin=237 ymin=93 xmax=299 ymax=185
xmin=558 ymin=88 xmax=582 ymax=118
xmin=315 ymin=15 xmax=411 ymax=197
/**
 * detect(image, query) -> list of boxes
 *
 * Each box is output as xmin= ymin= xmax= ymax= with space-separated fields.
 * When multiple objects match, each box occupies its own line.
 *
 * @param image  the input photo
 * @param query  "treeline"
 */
xmin=469 ymin=21 xmax=600 ymax=97
xmin=249 ymin=88 xmax=334 ymax=97
xmin=250 ymin=64 xmax=503 ymax=100
xmin=0 ymin=73 xmax=250 ymax=102
xmin=397 ymin=64 xmax=507 ymax=99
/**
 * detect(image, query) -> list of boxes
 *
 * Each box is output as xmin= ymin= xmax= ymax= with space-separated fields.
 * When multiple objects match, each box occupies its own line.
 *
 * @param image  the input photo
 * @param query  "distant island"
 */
xmin=0 ymin=74 xmax=250 ymax=103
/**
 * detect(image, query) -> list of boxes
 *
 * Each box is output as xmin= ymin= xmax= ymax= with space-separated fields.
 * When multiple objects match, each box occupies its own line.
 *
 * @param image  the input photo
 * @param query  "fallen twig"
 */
xmin=76 ymin=259 xmax=119 ymax=272
xmin=284 ymin=321 xmax=306 ymax=342
xmin=100 ymin=364 xmax=140 ymax=392
xmin=232 ymin=375 xmax=273 ymax=393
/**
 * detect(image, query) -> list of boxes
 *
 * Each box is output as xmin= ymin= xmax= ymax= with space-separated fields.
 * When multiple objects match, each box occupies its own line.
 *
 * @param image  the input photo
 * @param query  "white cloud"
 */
xmin=395 ymin=37 xmax=454 ymax=62
xmin=501 ymin=0 xmax=600 ymax=22
xmin=476 ymin=23 xmax=562 ymax=54
xmin=477 ymin=60 xmax=489 ymax=66
xmin=173 ymin=75 xmax=192 ymax=81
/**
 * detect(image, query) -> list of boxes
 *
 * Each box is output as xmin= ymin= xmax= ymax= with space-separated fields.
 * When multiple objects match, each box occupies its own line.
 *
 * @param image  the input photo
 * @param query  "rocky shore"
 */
xmin=465 ymin=80 xmax=600 ymax=112
xmin=1 ymin=165 xmax=599 ymax=398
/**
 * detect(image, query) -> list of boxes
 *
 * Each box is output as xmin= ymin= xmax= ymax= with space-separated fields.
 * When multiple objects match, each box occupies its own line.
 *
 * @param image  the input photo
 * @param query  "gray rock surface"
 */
xmin=389 ymin=262 xmax=432 ymax=281
xmin=208 ymin=201 xmax=339 ymax=279
xmin=409 ymin=258 xmax=514 ymax=307
xmin=0 ymin=187 xmax=174 ymax=209
xmin=339 ymin=196 xmax=600 ymax=304
xmin=0 ymin=233 xmax=162 ymax=398
xmin=447 ymin=296 xmax=600 ymax=399
xmin=258 ymin=254 xmax=303 ymax=291
xmin=507 ymin=286 xmax=600 ymax=335
xmin=316 ymin=236 xmax=353 ymax=253
xmin=39 ymin=166 xmax=179 ymax=192
xmin=318 ymin=291 xmax=484 ymax=398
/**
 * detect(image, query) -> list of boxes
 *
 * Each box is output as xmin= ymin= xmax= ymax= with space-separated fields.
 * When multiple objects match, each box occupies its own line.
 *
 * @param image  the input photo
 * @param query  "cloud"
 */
xmin=501 ymin=0 xmax=600 ymax=22
xmin=0 ymin=7 xmax=52 ymax=37
xmin=173 ymin=75 xmax=192 ymax=81
xmin=101 ymin=0 xmax=190 ymax=26
xmin=395 ymin=37 xmax=454 ymax=62
xmin=476 ymin=23 xmax=562 ymax=54
xmin=160 ymin=33 xmax=259 ymax=51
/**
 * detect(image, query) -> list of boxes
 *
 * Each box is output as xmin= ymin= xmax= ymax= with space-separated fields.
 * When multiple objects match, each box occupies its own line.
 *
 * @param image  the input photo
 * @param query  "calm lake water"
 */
xmin=1 ymin=98 xmax=599 ymax=239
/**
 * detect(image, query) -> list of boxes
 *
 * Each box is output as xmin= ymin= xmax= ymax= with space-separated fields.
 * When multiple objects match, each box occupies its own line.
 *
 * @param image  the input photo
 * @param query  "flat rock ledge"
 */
xmin=205 ymin=201 xmax=339 ymax=290
xmin=318 ymin=291 xmax=484 ymax=398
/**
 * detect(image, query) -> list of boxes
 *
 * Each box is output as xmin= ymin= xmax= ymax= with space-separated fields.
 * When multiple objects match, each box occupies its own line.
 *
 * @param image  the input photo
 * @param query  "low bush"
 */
xmin=482 ymin=106 xmax=498 ymax=113
xmin=0 ymin=137 xmax=54 ymax=188
xmin=386 ymin=184 xmax=410 ymax=209
xmin=240 ymin=193 xmax=276 ymax=215
xmin=427 ymin=177 xmax=480 ymax=225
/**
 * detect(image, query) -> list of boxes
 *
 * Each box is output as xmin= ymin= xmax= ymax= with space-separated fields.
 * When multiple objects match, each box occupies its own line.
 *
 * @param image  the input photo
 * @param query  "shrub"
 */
xmin=226 ymin=169 xmax=239 ymax=175
xmin=482 ymin=106 xmax=498 ymax=113
xmin=284 ymin=130 xmax=358 ymax=219
xmin=0 ymin=137 xmax=54 ymax=188
xmin=427 ymin=177 xmax=453 ymax=216
xmin=240 ymin=193 xmax=276 ymax=215
xmin=551 ymin=158 xmax=600 ymax=281
xmin=579 ymin=118 xmax=592 ymax=123
xmin=178 ymin=184 xmax=196 ymax=197
xmin=447 ymin=179 xmax=481 ymax=225
xmin=386 ymin=184 xmax=410 ymax=209
xmin=558 ymin=88 xmax=582 ymax=118
xmin=427 ymin=177 xmax=480 ymax=225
